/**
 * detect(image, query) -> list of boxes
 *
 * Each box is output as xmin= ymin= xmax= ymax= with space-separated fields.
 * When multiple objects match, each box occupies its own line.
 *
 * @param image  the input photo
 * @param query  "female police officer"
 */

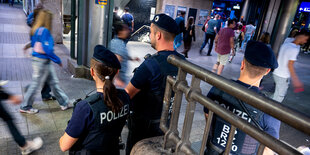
xmin=59 ymin=45 xmax=130 ymax=154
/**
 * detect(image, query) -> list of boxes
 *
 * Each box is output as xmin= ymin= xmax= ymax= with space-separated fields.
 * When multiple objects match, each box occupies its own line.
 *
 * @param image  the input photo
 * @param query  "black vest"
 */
xmin=131 ymin=51 xmax=185 ymax=120
xmin=210 ymin=87 xmax=264 ymax=155
xmin=70 ymin=90 xmax=130 ymax=154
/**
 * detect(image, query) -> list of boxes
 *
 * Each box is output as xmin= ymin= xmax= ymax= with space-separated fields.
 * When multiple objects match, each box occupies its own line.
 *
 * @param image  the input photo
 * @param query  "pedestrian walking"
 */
xmin=258 ymin=32 xmax=271 ymax=90
xmin=112 ymin=6 xmax=122 ymax=38
xmin=241 ymin=21 xmax=255 ymax=51
xmin=235 ymin=25 xmax=244 ymax=49
xmin=0 ymin=84 xmax=43 ymax=155
xmin=59 ymin=45 xmax=130 ymax=154
xmin=9 ymin=0 xmax=13 ymax=6
xmin=121 ymin=7 xmax=134 ymax=33
xmin=272 ymin=31 xmax=309 ymax=102
xmin=216 ymin=14 xmax=223 ymax=32
xmin=110 ymin=23 xmax=140 ymax=88
xmin=24 ymin=4 xmax=56 ymax=102
xmin=229 ymin=24 xmax=244 ymax=63
xmin=199 ymin=14 xmax=219 ymax=56
xmin=125 ymin=14 xmax=185 ymax=155
xmin=174 ymin=11 xmax=185 ymax=50
xmin=20 ymin=10 xmax=71 ymax=114
xmin=182 ymin=16 xmax=195 ymax=58
xmin=204 ymin=41 xmax=279 ymax=155
xmin=284 ymin=28 xmax=299 ymax=44
xmin=259 ymin=32 xmax=271 ymax=47
xmin=212 ymin=19 xmax=236 ymax=75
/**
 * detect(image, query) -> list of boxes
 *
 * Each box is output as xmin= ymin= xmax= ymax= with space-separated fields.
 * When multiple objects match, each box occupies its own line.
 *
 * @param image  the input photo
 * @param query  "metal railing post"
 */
xmin=156 ymin=55 xmax=309 ymax=155
xmin=163 ymin=68 xmax=187 ymax=149
xmin=223 ymin=125 xmax=236 ymax=155
xmin=199 ymin=111 xmax=214 ymax=155
xmin=175 ymin=75 xmax=201 ymax=155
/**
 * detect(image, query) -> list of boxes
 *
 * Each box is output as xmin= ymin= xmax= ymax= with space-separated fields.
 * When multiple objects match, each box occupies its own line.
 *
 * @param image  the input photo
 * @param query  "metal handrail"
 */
xmin=131 ymin=25 xmax=150 ymax=37
xmin=160 ymin=55 xmax=310 ymax=155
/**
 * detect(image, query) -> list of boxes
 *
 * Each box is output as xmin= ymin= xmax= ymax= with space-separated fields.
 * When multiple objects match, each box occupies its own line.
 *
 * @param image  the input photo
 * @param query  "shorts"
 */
xmin=217 ymin=53 xmax=230 ymax=65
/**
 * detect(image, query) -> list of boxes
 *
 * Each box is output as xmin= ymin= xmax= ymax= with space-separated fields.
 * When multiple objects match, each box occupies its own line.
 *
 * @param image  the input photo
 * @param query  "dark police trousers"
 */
xmin=126 ymin=114 xmax=164 ymax=155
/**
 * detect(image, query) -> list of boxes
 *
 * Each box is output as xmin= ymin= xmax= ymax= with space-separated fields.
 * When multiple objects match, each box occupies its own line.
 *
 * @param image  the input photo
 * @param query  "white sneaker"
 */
xmin=60 ymin=105 xmax=69 ymax=111
xmin=21 ymin=137 xmax=43 ymax=155
xmin=20 ymin=108 xmax=39 ymax=114
xmin=0 ymin=80 xmax=9 ymax=86
xmin=60 ymin=103 xmax=72 ymax=111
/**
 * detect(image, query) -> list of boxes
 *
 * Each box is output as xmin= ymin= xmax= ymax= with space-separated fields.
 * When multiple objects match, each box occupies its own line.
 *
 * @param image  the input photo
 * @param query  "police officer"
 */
xmin=59 ymin=45 xmax=130 ymax=155
xmin=204 ymin=41 xmax=280 ymax=155
xmin=125 ymin=14 xmax=185 ymax=154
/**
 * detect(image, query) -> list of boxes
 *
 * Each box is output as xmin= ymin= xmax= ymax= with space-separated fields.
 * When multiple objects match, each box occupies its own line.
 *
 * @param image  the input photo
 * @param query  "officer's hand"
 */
xmin=131 ymin=27 xmax=134 ymax=32
xmin=8 ymin=95 xmax=22 ymax=104
xmin=59 ymin=63 xmax=63 ymax=67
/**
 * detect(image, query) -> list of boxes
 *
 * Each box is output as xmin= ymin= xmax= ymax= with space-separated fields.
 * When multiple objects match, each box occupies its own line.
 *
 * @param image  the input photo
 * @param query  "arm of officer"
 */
xmin=59 ymin=133 xmax=78 ymax=152
xmin=125 ymin=61 xmax=151 ymax=99
xmin=125 ymin=82 xmax=140 ymax=99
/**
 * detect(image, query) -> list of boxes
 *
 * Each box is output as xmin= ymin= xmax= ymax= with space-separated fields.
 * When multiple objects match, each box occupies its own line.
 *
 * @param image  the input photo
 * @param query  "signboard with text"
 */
xmin=95 ymin=0 xmax=107 ymax=5
xmin=299 ymin=2 xmax=310 ymax=12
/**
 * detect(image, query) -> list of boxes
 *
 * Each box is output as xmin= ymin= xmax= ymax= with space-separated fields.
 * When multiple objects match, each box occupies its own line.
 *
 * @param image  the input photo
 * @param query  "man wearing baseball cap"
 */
xmin=125 ymin=14 xmax=185 ymax=154
xmin=203 ymin=41 xmax=280 ymax=155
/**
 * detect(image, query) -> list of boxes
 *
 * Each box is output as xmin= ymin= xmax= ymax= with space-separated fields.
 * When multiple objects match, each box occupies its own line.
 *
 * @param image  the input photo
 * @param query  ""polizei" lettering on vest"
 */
xmin=100 ymin=104 xmax=129 ymax=123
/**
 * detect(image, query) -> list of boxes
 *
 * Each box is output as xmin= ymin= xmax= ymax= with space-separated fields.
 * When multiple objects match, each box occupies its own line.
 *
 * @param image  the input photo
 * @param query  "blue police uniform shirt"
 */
xmin=203 ymin=80 xmax=280 ymax=154
xmin=31 ymin=27 xmax=61 ymax=64
xmin=65 ymin=91 xmax=130 ymax=151
xmin=130 ymin=50 xmax=182 ymax=92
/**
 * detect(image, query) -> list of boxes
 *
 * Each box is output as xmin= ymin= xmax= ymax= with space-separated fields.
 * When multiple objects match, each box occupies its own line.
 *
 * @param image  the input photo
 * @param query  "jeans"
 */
xmin=41 ymin=82 xmax=52 ymax=99
xmin=241 ymin=33 xmax=252 ymax=51
xmin=200 ymin=33 xmax=215 ymax=55
xmin=174 ymin=33 xmax=183 ymax=50
xmin=21 ymin=57 xmax=69 ymax=110
xmin=272 ymin=74 xmax=290 ymax=103
xmin=0 ymin=101 xmax=26 ymax=147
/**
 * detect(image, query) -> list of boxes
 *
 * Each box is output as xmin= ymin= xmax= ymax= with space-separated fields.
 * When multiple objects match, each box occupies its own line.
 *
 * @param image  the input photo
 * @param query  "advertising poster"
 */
xmin=165 ymin=5 xmax=175 ymax=18
xmin=198 ymin=9 xmax=209 ymax=26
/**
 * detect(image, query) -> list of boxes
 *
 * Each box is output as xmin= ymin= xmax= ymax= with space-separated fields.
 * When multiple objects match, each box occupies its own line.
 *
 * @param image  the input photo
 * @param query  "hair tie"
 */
xmin=105 ymin=76 xmax=110 ymax=80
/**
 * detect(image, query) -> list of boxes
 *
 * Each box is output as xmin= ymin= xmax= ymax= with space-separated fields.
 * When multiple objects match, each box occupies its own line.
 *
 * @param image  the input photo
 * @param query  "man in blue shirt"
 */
xmin=125 ymin=14 xmax=185 ymax=155
xmin=204 ymin=41 xmax=280 ymax=155
xmin=200 ymin=14 xmax=219 ymax=56
xmin=174 ymin=11 xmax=185 ymax=50
xmin=121 ymin=7 xmax=134 ymax=32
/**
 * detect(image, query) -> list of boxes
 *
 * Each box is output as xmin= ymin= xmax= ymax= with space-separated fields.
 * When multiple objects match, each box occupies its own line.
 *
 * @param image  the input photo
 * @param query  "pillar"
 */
xmin=272 ymin=0 xmax=299 ymax=55
xmin=241 ymin=0 xmax=250 ymax=21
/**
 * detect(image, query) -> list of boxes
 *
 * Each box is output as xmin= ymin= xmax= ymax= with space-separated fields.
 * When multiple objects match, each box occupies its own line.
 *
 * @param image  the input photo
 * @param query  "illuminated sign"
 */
xmin=95 ymin=0 xmax=107 ymax=5
xmin=233 ymin=4 xmax=240 ymax=10
xmin=299 ymin=2 xmax=310 ymax=12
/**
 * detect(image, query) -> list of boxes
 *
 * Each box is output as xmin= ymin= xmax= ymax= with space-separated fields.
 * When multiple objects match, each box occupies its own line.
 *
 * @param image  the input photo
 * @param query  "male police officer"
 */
xmin=204 ymin=41 xmax=280 ymax=155
xmin=125 ymin=14 xmax=185 ymax=154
